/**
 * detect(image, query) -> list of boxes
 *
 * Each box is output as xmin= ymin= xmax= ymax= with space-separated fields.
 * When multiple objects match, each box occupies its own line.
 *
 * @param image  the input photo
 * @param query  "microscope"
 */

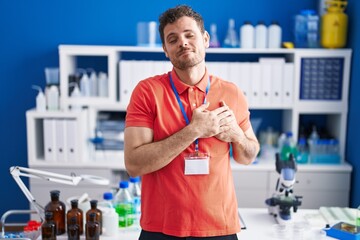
xmin=265 ymin=153 xmax=302 ymax=224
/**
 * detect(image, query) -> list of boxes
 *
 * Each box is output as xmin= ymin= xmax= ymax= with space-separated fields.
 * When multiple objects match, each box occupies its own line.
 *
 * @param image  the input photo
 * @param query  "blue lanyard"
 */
xmin=169 ymin=73 xmax=210 ymax=152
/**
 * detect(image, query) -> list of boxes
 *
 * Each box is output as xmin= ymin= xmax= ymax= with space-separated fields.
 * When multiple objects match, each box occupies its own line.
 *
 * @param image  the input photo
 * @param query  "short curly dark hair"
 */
xmin=158 ymin=5 xmax=205 ymax=44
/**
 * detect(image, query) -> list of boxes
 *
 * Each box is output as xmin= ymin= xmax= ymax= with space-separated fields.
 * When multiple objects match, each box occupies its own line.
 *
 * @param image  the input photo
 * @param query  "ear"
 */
xmin=163 ymin=44 xmax=169 ymax=58
xmin=204 ymin=31 xmax=210 ymax=48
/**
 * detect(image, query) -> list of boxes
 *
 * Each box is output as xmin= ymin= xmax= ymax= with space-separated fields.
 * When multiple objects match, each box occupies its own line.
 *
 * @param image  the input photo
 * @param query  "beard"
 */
xmin=170 ymin=48 xmax=204 ymax=70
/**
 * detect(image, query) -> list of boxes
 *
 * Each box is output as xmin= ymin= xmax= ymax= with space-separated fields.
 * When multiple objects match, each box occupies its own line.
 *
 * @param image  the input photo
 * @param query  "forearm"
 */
xmin=125 ymin=125 xmax=199 ymax=177
xmin=232 ymin=133 xmax=260 ymax=165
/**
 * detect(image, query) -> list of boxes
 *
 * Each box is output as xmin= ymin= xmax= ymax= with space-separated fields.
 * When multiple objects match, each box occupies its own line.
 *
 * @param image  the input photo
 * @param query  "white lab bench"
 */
xmin=43 ymin=208 xmax=337 ymax=239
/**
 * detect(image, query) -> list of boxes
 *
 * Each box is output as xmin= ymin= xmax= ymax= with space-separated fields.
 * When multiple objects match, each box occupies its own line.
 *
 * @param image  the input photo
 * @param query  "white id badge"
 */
xmin=184 ymin=152 xmax=210 ymax=175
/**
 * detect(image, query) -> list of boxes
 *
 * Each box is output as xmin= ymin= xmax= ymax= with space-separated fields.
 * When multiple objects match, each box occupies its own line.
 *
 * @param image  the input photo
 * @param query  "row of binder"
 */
xmin=43 ymin=118 xmax=80 ymax=163
xmin=118 ymin=59 xmax=294 ymax=107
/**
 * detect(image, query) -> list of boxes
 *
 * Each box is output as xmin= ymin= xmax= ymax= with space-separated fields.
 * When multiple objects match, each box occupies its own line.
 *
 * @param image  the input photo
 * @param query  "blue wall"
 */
xmin=0 ymin=0 xmax=359 ymax=219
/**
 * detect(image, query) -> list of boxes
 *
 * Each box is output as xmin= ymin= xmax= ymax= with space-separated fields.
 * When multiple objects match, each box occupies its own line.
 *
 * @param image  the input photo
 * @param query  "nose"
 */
xmin=178 ymin=36 xmax=188 ymax=47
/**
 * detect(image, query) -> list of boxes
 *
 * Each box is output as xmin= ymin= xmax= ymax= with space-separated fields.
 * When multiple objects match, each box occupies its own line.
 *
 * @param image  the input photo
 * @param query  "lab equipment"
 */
xmin=69 ymin=82 xmax=82 ymax=111
xmin=223 ymin=19 xmax=239 ymax=48
xmin=9 ymin=166 xmax=109 ymax=222
xmin=32 ymin=85 xmax=46 ymax=112
xmin=45 ymin=85 xmax=59 ymax=111
xmin=240 ymin=21 xmax=254 ymax=48
xmin=114 ymin=181 xmax=134 ymax=228
xmin=255 ymin=21 xmax=267 ymax=48
xmin=86 ymin=212 xmax=100 ymax=240
xmin=45 ymin=190 xmax=66 ymax=235
xmin=280 ymin=131 xmax=297 ymax=161
xmin=45 ymin=68 xmax=59 ymax=86
xmin=129 ymin=177 xmax=141 ymax=228
xmin=209 ymin=23 xmax=220 ymax=48
xmin=41 ymin=212 xmax=56 ymax=240
xmin=67 ymin=199 xmax=84 ymax=235
xmin=265 ymin=153 xmax=302 ymax=224
xmin=321 ymin=0 xmax=348 ymax=48
xmin=325 ymin=221 xmax=360 ymax=240
xmin=67 ymin=216 xmax=80 ymax=240
xmin=268 ymin=21 xmax=282 ymax=48
xmin=86 ymin=200 xmax=102 ymax=235
xmin=294 ymin=10 xmax=320 ymax=48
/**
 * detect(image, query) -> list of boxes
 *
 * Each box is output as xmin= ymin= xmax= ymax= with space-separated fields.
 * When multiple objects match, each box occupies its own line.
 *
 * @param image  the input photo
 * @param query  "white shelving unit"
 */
xmin=26 ymin=45 xmax=352 ymax=208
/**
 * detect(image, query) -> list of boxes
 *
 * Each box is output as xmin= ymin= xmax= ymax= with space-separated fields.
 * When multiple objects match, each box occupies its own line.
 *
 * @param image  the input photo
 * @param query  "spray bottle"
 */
xmin=32 ymin=85 xmax=46 ymax=112
xmin=69 ymin=82 xmax=82 ymax=111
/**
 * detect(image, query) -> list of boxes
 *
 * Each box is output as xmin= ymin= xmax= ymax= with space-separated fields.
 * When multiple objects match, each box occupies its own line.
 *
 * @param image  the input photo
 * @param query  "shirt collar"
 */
xmin=170 ymin=68 xmax=210 ymax=95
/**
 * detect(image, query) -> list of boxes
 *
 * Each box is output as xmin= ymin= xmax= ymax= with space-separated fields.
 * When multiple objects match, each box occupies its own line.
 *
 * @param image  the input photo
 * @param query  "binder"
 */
xmin=66 ymin=119 xmax=79 ymax=163
xmin=250 ymin=63 xmax=262 ymax=106
xmin=55 ymin=119 xmax=67 ymax=162
xmin=236 ymin=62 xmax=252 ymax=103
xmin=43 ymin=118 xmax=56 ymax=162
xmin=283 ymin=63 xmax=294 ymax=106
xmin=119 ymin=60 xmax=133 ymax=105
xmin=260 ymin=62 xmax=272 ymax=105
xmin=259 ymin=58 xmax=285 ymax=105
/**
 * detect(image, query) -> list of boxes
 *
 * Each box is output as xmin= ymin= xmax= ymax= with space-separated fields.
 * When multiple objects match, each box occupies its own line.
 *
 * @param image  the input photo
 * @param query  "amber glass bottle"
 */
xmin=67 ymin=216 xmax=80 ymax=240
xmin=41 ymin=211 xmax=57 ymax=240
xmin=67 ymin=199 xmax=84 ymax=234
xmin=45 ymin=190 xmax=66 ymax=235
xmin=86 ymin=200 xmax=103 ymax=234
xmin=86 ymin=212 xmax=100 ymax=240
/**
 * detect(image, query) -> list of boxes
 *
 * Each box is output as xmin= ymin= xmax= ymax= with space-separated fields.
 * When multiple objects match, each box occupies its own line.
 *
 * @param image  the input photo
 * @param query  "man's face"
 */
xmin=162 ymin=16 xmax=209 ymax=70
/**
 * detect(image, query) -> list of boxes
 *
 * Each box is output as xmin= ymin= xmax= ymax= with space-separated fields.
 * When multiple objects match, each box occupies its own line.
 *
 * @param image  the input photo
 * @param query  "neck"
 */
xmin=173 ymin=62 xmax=206 ymax=86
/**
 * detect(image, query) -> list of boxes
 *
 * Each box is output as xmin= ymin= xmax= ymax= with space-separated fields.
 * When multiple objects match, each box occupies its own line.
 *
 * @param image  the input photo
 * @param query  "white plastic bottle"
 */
xmin=80 ymin=73 xmax=90 ymax=97
xmin=97 ymin=72 xmax=108 ymax=97
xmin=99 ymin=192 xmax=118 ymax=237
xmin=268 ymin=21 xmax=282 ymax=48
xmin=32 ymin=85 xmax=46 ymax=112
xmin=240 ymin=21 xmax=254 ymax=49
xmin=89 ymin=70 xmax=98 ymax=97
xmin=70 ymin=82 xmax=82 ymax=111
xmin=255 ymin=21 xmax=268 ymax=48
xmin=46 ymin=85 xmax=59 ymax=111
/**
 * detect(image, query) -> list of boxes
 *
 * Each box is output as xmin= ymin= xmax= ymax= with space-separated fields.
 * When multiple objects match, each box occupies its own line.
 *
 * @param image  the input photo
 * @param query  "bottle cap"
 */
xmin=103 ymin=192 xmax=113 ymax=200
xmin=90 ymin=199 xmax=98 ymax=207
xmin=129 ymin=177 xmax=141 ymax=183
xmin=50 ymin=190 xmax=60 ymax=197
xmin=119 ymin=181 xmax=129 ymax=188
xmin=71 ymin=199 xmax=79 ymax=207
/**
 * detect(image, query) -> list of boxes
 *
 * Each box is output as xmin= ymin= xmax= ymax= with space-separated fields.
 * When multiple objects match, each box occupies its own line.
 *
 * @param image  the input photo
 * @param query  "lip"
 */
xmin=177 ymin=49 xmax=193 ymax=57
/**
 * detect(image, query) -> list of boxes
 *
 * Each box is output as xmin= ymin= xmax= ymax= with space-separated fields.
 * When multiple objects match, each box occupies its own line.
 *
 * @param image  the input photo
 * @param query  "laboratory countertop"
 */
xmin=29 ymin=157 xmax=353 ymax=173
xmin=44 ymin=208 xmax=338 ymax=240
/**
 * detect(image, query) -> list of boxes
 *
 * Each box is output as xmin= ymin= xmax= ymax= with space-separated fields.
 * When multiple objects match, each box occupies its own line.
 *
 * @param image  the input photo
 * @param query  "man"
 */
xmin=124 ymin=5 xmax=260 ymax=240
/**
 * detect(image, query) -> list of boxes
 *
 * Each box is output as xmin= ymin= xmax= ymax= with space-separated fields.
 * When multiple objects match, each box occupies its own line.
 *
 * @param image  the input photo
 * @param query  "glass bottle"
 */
xmin=44 ymin=190 xmax=66 ymax=235
xmin=86 ymin=200 xmax=103 ymax=234
xmin=67 ymin=199 xmax=83 ymax=235
xmin=114 ymin=181 xmax=134 ymax=227
xmin=41 ymin=211 xmax=57 ymax=240
xmin=86 ymin=212 xmax=100 ymax=240
xmin=67 ymin=216 xmax=80 ymax=240
xmin=223 ymin=18 xmax=239 ymax=48
xmin=209 ymin=23 xmax=220 ymax=48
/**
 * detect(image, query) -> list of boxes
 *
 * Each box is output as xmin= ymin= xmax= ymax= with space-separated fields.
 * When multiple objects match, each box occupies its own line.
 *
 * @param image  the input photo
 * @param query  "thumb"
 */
xmin=197 ymin=101 xmax=210 ymax=111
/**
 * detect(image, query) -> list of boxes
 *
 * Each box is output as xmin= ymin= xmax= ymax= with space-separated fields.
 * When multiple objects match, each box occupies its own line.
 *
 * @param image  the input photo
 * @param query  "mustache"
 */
xmin=177 ymin=47 xmax=192 ymax=56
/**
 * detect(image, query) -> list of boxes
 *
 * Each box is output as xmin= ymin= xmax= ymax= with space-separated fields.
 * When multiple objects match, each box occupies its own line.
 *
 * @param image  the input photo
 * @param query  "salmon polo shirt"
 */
xmin=125 ymin=69 xmax=251 ymax=237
